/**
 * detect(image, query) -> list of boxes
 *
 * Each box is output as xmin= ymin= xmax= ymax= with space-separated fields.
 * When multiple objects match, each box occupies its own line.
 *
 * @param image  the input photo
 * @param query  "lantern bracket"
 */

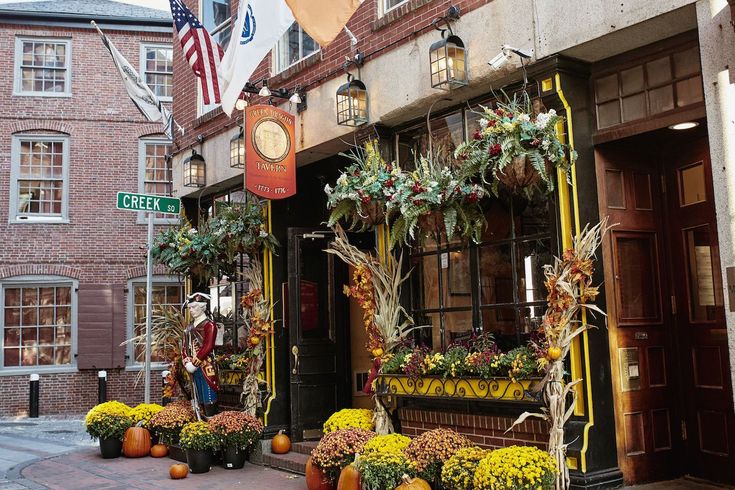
xmin=432 ymin=5 xmax=460 ymax=38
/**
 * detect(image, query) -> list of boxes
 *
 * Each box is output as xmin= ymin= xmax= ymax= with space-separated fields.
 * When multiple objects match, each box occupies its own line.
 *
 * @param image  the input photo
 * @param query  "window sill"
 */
xmin=10 ymin=217 xmax=69 ymax=224
xmin=271 ymin=51 xmax=321 ymax=84
xmin=373 ymin=0 xmax=433 ymax=32
xmin=12 ymin=91 xmax=72 ymax=98
xmin=193 ymin=106 xmax=224 ymax=129
xmin=0 ymin=366 xmax=77 ymax=377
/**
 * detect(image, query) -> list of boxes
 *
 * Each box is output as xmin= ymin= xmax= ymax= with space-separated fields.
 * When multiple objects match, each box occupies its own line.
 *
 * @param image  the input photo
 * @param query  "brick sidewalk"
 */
xmin=9 ymin=447 xmax=305 ymax=490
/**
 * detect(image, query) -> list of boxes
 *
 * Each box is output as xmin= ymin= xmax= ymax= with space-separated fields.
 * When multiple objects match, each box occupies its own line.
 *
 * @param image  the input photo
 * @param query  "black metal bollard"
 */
xmin=29 ymin=374 xmax=39 ymax=418
xmin=98 ymin=370 xmax=107 ymax=404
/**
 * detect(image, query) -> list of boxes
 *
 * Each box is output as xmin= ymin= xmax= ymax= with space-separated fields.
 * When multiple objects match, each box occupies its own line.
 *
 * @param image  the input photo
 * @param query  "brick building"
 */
xmin=0 ymin=1 xmax=175 ymax=415
xmin=165 ymin=0 xmax=735 ymax=487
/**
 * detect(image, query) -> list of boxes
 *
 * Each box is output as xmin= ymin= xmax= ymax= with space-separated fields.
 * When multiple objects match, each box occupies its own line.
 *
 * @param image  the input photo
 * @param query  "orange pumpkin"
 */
xmin=169 ymin=463 xmax=189 ymax=479
xmin=337 ymin=463 xmax=360 ymax=490
xmin=395 ymin=474 xmax=431 ymax=490
xmin=271 ymin=430 xmax=291 ymax=454
xmin=306 ymin=457 xmax=334 ymax=490
xmin=122 ymin=426 xmax=151 ymax=458
xmin=150 ymin=443 xmax=168 ymax=458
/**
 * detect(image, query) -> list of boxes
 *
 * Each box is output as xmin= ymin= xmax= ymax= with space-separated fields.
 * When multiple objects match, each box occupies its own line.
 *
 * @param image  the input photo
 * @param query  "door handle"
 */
xmin=291 ymin=345 xmax=299 ymax=375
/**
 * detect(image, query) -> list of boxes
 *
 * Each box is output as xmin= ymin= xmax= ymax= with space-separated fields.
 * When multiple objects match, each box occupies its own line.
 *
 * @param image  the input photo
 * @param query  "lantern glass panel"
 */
xmin=336 ymin=80 xmax=369 ymax=126
xmin=184 ymin=155 xmax=206 ymax=187
xmin=430 ymin=36 xmax=468 ymax=90
xmin=230 ymin=133 xmax=244 ymax=168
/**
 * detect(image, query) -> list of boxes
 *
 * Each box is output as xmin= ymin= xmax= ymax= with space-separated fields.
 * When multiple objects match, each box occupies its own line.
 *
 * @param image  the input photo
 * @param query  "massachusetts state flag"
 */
xmin=169 ymin=0 xmax=224 ymax=105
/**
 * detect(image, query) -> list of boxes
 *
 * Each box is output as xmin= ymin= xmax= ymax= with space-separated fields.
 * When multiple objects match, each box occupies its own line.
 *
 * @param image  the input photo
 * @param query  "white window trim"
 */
xmin=137 ymin=138 xmax=177 ymax=225
xmin=9 ymin=134 xmax=70 ymax=224
xmin=125 ymin=275 xmax=183 ymax=369
xmin=14 ymin=37 xmax=72 ymax=97
xmin=272 ymin=23 xmax=320 ymax=75
xmin=379 ymin=0 xmax=409 ymax=17
xmin=140 ymin=43 xmax=173 ymax=103
xmin=0 ymin=275 xmax=79 ymax=376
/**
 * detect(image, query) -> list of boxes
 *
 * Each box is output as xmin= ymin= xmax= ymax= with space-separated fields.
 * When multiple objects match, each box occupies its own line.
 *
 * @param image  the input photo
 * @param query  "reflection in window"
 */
xmin=132 ymin=282 xmax=183 ymax=363
xmin=679 ymin=162 xmax=706 ymax=206
xmin=614 ymin=234 xmax=660 ymax=321
xmin=274 ymin=22 xmax=319 ymax=73
xmin=684 ymin=226 xmax=719 ymax=322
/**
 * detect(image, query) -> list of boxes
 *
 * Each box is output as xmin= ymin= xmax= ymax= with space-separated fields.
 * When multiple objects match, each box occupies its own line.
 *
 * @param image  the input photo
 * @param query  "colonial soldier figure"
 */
xmin=182 ymin=293 xmax=220 ymax=418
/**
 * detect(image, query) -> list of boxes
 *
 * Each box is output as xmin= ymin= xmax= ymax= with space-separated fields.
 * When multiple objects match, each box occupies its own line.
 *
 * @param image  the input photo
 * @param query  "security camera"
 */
xmin=488 ymin=45 xmax=533 ymax=69
xmin=488 ymin=51 xmax=512 ymax=69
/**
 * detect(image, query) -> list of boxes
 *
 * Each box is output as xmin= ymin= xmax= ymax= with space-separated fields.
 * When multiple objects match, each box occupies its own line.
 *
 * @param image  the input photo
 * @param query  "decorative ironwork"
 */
xmin=375 ymin=374 xmax=541 ymax=403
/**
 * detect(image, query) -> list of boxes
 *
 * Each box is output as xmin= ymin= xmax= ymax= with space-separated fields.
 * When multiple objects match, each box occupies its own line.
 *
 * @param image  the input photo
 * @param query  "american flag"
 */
xmin=169 ymin=0 xmax=224 ymax=105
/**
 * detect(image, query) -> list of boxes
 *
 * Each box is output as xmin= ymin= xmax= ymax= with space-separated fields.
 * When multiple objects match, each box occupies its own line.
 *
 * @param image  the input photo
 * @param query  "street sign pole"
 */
xmin=144 ymin=212 xmax=153 ymax=404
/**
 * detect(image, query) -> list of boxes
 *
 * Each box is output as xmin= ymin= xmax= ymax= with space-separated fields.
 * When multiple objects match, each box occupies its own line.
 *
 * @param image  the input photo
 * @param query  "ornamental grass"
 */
xmin=473 ymin=445 xmax=557 ymax=490
xmin=208 ymin=410 xmax=263 ymax=451
xmin=357 ymin=451 xmax=416 ymax=490
xmin=128 ymin=403 xmax=164 ymax=429
xmin=404 ymin=428 xmax=472 ymax=483
xmin=310 ymin=428 xmax=375 ymax=483
xmin=323 ymin=408 xmax=375 ymax=434
xmin=179 ymin=421 xmax=219 ymax=451
xmin=440 ymin=446 xmax=489 ymax=490
xmin=148 ymin=399 xmax=195 ymax=442
xmin=361 ymin=433 xmax=411 ymax=455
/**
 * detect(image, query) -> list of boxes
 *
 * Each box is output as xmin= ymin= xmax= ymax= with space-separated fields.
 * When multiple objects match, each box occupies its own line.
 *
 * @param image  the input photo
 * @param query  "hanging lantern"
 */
xmin=336 ymin=75 xmax=369 ymax=126
xmin=183 ymin=149 xmax=206 ymax=187
xmin=230 ymin=126 xmax=245 ymax=168
xmin=430 ymin=33 xmax=468 ymax=90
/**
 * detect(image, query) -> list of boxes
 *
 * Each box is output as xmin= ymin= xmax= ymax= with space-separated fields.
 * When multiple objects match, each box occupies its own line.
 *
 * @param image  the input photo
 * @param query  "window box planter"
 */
xmin=375 ymin=374 xmax=541 ymax=403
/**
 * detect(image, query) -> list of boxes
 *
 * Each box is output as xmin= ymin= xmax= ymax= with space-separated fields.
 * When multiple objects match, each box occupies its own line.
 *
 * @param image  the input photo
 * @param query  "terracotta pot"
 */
xmin=496 ymin=154 xmax=550 ymax=190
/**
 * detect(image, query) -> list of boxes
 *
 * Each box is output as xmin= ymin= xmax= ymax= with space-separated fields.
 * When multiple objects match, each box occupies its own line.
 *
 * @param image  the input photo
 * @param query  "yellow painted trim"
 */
xmin=555 ymin=72 xmax=594 ymax=474
xmin=542 ymin=77 xmax=554 ymax=93
xmin=262 ymin=200 xmax=277 ymax=425
xmin=380 ymin=375 xmax=535 ymax=401
xmin=567 ymin=456 xmax=579 ymax=471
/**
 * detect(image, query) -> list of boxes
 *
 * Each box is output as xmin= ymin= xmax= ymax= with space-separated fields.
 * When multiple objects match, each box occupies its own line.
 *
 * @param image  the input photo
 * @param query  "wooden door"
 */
xmin=288 ymin=228 xmax=347 ymax=441
xmin=664 ymin=136 xmax=735 ymax=484
xmin=599 ymin=143 xmax=682 ymax=483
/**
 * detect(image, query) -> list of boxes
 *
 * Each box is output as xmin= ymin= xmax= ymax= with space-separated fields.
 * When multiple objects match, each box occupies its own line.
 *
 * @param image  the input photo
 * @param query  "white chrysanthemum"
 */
xmin=518 ymin=113 xmax=530 ymax=122
xmin=479 ymin=118 xmax=489 ymax=129
xmin=337 ymin=174 xmax=348 ymax=186
xmin=324 ymin=183 xmax=333 ymax=194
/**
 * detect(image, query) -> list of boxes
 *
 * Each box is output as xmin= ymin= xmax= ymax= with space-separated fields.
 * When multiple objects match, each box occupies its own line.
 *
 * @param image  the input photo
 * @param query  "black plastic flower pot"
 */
xmin=222 ymin=446 xmax=248 ymax=469
xmin=98 ymin=437 xmax=123 ymax=459
xmin=185 ymin=448 xmax=212 ymax=474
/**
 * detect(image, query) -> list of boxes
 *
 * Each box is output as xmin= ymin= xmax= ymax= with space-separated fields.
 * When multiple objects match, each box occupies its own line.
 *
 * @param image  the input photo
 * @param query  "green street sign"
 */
xmin=116 ymin=192 xmax=180 ymax=215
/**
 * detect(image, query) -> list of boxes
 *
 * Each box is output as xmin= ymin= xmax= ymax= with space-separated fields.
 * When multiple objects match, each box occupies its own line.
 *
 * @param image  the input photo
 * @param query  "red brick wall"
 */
xmin=0 ymin=23 xmax=173 ymax=414
xmin=398 ymin=407 xmax=548 ymax=450
xmin=172 ymin=0 xmax=494 ymax=154
xmin=0 ymin=368 xmax=164 ymax=417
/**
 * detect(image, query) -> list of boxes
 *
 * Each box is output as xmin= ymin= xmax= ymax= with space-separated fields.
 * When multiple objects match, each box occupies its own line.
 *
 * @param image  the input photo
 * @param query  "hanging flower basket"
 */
xmin=496 ymin=155 xmax=553 ymax=191
xmin=354 ymin=200 xmax=385 ymax=227
xmin=417 ymin=211 xmax=444 ymax=237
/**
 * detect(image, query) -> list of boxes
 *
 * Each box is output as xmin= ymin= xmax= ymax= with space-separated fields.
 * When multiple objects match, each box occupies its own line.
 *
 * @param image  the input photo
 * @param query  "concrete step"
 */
xmin=291 ymin=441 xmax=318 ymax=456
xmin=262 ymin=450 xmax=310 ymax=475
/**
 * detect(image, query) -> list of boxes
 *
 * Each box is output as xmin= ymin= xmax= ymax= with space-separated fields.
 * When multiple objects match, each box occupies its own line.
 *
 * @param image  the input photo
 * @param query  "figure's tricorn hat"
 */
xmin=182 ymin=292 xmax=211 ymax=310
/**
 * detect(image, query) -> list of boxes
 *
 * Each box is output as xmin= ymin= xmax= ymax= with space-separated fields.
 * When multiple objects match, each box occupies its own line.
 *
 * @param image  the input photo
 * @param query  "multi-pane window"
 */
xmin=201 ymin=0 xmax=231 ymax=50
xmin=11 ymin=136 xmax=69 ymax=222
xmin=130 ymin=282 xmax=183 ymax=364
xmin=139 ymin=140 xmax=173 ymax=221
xmin=383 ymin=0 xmax=408 ymax=14
xmin=274 ymin=23 xmax=319 ymax=73
xmin=15 ymin=38 xmax=70 ymax=95
xmin=142 ymin=45 xmax=173 ymax=100
xmin=594 ymin=44 xmax=704 ymax=130
xmin=2 ymin=284 xmax=73 ymax=368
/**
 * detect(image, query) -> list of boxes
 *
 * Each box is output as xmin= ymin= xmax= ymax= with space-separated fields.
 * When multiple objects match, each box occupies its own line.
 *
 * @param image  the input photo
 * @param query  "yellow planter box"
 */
xmin=375 ymin=374 xmax=539 ymax=402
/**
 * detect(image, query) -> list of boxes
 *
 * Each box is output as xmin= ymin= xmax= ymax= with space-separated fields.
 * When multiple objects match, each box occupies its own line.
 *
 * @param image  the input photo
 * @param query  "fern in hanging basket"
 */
xmin=454 ymin=95 xmax=575 ymax=198
xmin=151 ymin=218 xmax=226 ymax=280
xmin=325 ymin=140 xmax=398 ymax=231
xmin=388 ymin=154 xmax=486 ymax=248
xmin=208 ymin=199 xmax=279 ymax=263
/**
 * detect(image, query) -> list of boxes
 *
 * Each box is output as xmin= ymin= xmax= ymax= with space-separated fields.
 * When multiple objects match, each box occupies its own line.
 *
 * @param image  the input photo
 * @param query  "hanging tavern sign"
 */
xmin=245 ymin=104 xmax=296 ymax=199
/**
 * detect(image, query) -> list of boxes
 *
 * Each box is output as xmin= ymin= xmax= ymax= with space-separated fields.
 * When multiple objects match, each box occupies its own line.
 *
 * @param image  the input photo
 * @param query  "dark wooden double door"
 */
xmin=599 ymin=129 xmax=735 ymax=485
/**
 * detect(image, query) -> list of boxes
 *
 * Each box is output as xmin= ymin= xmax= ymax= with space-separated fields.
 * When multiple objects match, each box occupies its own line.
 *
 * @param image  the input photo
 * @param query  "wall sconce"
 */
xmin=336 ymin=53 xmax=368 ymax=126
xmin=429 ymin=6 xmax=468 ymax=90
xmin=230 ymin=126 xmax=245 ymax=168
xmin=183 ymin=149 xmax=206 ymax=187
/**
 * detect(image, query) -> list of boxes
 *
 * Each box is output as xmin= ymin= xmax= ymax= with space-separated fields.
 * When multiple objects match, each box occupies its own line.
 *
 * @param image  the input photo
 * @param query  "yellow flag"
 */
xmin=285 ymin=0 xmax=362 ymax=46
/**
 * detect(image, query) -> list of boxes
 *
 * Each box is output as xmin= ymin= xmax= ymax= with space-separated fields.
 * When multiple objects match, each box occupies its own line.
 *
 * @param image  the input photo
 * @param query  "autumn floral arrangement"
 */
xmin=325 ymin=140 xmax=397 ymax=230
xmin=310 ymin=427 xmax=375 ymax=483
xmin=440 ymin=446 xmax=489 ymax=490
xmin=473 ymin=445 xmax=557 ymax=490
xmin=148 ymin=399 xmax=196 ymax=443
xmin=387 ymin=153 xmax=486 ymax=247
xmin=207 ymin=200 xmax=279 ymax=263
xmin=361 ymin=433 xmax=411 ymax=455
xmin=404 ymin=428 xmax=472 ymax=483
xmin=127 ymin=403 xmax=164 ymax=429
xmin=323 ymin=408 xmax=375 ymax=434
xmin=208 ymin=411 xmax=263 ymax=451
xmin=179 ymin=421 xmax=219 ymax=451
xmin=509 ymin=219 xmax=610 ymax=489
xmin=84 ymin=401 xmax=133 ymax=441
xmin=357 ymin=451 xmax=417 ymax=490
xmin=455 ymin=94 xmax=575 ymax=197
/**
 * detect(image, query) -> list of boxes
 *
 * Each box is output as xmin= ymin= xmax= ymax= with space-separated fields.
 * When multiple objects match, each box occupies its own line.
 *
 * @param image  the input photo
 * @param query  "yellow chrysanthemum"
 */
xmin=323 ymin=408 xmax=374 ymax=434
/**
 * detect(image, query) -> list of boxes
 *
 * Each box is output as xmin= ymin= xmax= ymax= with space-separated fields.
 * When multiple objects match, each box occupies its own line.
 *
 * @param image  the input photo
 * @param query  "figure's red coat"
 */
xmin=183 ymin=318 xmax=219 ymax=392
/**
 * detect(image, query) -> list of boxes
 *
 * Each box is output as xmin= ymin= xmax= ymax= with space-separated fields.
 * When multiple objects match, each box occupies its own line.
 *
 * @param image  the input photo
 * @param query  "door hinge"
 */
xmin=681 ymin=420 xmax=687 ymax=441
xmin=671 ymin=295 xmax=677 ymax=315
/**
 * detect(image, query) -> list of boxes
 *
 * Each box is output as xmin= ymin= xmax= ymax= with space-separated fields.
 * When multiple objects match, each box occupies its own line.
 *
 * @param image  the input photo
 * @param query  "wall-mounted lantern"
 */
xmin=230 ymin=126 xmax=245 ymax=168
xmin=429 ymin=6 xmax=468 ymax=90
xmin=183 ymin=149 xmax=206 ymax=187
xmin=336 ymin=53 xmax=368 ymax=126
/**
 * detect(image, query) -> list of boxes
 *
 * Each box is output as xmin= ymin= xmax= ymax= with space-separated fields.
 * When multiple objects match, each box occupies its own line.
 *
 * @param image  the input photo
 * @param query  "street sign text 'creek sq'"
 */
xmin=116 ymin=191 xmax=180 ymax=214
